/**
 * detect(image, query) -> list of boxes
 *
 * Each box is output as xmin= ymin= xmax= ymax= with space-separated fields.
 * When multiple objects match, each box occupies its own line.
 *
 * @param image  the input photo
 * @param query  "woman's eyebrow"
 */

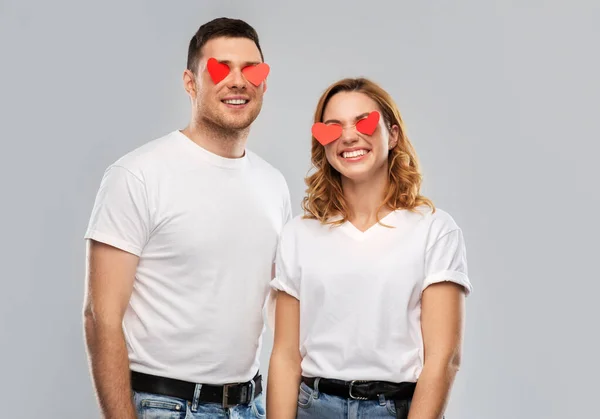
xmin=323 ymin=112 xmax=370 ymax=125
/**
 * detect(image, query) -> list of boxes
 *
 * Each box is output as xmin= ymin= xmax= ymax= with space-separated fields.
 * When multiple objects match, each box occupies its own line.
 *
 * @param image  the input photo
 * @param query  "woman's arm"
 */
xmin=407 ymin=282 xmax=466 ymax=419
xmin=267 ymin=290 xmax=303 ymax=419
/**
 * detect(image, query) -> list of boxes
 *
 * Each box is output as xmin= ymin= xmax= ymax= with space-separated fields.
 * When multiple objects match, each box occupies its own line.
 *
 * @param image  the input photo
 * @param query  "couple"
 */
xmin=83 ymin=17 xmax=472 ymax=419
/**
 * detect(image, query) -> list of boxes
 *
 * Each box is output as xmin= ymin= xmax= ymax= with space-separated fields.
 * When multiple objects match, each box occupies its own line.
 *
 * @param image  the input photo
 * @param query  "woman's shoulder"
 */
xmin=281 ymin=213 xmax=340 ymax=239
xmin=404 ymin=205 xmax=461 ymax=232
xmin=282 ymin=213 xmax=318 ymax=234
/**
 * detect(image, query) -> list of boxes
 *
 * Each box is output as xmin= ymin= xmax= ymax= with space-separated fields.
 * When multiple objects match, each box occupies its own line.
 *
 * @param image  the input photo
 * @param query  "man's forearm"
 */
xmin=84 ymin=316 xmax=137 ymax=419
xmin=266 ymin=351 xmax=302 ymax=419
xmin=407 ymin=361 xmax=459 ymax=419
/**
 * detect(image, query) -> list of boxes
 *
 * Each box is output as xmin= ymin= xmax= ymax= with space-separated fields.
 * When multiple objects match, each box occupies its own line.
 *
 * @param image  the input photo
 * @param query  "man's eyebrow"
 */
xmin=323 ymin=113 xmax=370 ymax=125
xmin=218 ymin=60 xmax=262 ymax=66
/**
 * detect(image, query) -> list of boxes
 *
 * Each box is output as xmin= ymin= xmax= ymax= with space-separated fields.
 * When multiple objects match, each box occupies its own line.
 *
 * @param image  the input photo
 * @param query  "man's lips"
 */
xmin=221 ymin=96 xmax=250 ymax=106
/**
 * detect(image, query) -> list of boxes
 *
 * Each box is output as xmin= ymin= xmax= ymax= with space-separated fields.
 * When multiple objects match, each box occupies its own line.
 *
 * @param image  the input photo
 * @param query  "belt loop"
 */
xmin=313 ymin=377 xmax=321 ymax=398
xmin=191 ymin=384 xmax=202 ymax=412
xmin=395 ymin=399 xmax=408 ymax=419
xmin=249 ymin=378 xmax=256 ymax=405
xmin=378 ymin=394 xmax=386 ymax=406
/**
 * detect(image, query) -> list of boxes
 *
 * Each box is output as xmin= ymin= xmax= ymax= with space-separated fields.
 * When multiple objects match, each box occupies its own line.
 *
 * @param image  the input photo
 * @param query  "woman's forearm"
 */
xmin=407 ymin=360 xmax=460 ymax=419
xmin=266 ymin=350 xmax=302 ymax=419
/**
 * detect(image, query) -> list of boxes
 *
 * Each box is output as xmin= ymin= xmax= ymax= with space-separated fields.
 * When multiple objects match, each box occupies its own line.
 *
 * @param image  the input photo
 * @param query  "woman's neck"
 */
xmin=341 ymin=168 xmax=392 ymax=231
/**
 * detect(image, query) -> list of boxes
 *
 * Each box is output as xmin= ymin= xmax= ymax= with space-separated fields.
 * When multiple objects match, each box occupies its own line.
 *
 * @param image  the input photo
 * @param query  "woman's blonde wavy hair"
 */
xmin=301 ymin=77 xmax=434 ymax=226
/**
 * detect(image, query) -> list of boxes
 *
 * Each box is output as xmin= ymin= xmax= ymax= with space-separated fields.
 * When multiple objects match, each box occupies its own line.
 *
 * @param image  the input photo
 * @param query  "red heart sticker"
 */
xmin=207 ymin=58 xmax=230 ymax=84
xmin=312 ymin=123 xmax=343 ymax=145
xmin=356 ymin=111 xmax=380 ymax=135
xmin=242 ymin=63 xmax=270 ymax=86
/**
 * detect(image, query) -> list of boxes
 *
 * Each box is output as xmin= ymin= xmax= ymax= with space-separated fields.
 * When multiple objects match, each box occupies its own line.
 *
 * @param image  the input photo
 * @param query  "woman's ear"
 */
xmin=389 ymin=124 xmax=400 ymax=149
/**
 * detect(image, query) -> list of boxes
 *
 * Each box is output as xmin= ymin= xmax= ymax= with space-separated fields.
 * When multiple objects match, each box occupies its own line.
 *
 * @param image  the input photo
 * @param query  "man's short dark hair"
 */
xmin=187 ymin=17 xmax=264 ymax=74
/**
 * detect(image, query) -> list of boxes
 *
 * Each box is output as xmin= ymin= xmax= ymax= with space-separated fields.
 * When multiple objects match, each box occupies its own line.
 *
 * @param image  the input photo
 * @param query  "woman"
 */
xmin=267 ymin=78 xmax=472 ymax=419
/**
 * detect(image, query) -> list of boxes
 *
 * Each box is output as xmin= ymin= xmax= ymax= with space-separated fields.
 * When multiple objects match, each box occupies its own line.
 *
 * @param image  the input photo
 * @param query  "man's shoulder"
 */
xmin=245 ymin=149 xmax=288 ymax=187
xmin=108 ymin=130 xmax=180 ymax=177
xmin=246 ymin=149 xmax=282 ymax=173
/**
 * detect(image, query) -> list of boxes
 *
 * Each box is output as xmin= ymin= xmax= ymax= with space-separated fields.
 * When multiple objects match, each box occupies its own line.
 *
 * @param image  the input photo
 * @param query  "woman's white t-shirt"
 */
xmin=269 ymin=206 xmax=472 ymax=383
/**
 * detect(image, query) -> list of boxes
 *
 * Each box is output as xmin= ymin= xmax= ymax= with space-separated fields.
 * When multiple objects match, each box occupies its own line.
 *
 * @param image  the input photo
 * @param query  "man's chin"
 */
xmin=199 ymin=108 xmax=260 ymax=133
xmin=218 ymin=121 xmax=252 ymax=133
xmin=219 ymin=114 xmax=258 ymax=132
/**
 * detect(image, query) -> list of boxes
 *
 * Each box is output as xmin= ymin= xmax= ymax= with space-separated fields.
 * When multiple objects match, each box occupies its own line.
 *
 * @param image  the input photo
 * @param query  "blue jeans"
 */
xmin=133 ymin=390 xmax=266 ymax=418
xmin=296 ymin=381 xmax=411 ymax=419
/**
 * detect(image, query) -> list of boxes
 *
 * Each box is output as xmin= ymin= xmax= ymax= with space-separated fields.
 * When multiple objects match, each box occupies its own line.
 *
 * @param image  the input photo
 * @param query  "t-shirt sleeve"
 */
xmin=265 ymin=221 xmax=301 ymax=331
xmin=84 ymin=165 xmax=151 ymax=256
xmin=273 ymin=177 xmax=293 ymax=263
xmin=422 ymin=228 xmax=472 ymax=296
xmin=282 ymin=187 xmax=292 ymax=225
xmin=270 ymin=223 xmax=300 ymax=300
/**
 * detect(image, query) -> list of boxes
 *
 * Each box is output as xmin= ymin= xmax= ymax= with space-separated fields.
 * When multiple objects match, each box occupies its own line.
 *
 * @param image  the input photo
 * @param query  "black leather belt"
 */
xmin=131 ymin=370 xmax=262 ymax=408
xmin=302 ymin=376 xmax=415 ymax=401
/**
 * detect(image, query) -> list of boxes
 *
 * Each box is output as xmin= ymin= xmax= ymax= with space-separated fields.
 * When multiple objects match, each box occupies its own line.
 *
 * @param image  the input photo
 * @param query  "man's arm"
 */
xmin=267 ymin=291 xmax=302 ymax=419
xmin=407 ymin=282 xmax=466 ymax=419
xmin=83 ymin=239 xmax=138 ymax=419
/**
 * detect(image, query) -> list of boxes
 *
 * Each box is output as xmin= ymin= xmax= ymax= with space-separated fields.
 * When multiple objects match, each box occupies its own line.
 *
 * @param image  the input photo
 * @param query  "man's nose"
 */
xmin=226 ymin=68 xmax=247 ymax=90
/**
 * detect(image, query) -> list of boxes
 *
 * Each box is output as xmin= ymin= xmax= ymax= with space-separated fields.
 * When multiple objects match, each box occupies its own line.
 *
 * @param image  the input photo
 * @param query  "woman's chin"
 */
xmin=338 ymin=168 xmax=372 ymax=183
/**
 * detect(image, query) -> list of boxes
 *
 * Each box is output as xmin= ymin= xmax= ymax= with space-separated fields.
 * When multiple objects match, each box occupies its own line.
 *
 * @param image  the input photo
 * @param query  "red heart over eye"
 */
xmin=242 ymin=63 xmax=270 ymax=86
xmin=356 ymin=111 xmax=380 ymax=135
xmin=207 ymin=58 xmax=230 ymax=84
xmin=312 ymin=123 xmax=343 ymax=145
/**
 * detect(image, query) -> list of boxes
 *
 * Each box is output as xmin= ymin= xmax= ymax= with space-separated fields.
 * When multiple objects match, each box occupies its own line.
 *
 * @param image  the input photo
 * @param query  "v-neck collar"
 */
xmin=337 ymin=210 xmax=398 ymax=241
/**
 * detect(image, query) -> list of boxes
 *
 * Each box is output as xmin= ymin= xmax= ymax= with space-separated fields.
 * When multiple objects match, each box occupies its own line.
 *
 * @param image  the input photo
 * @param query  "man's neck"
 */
xmin=182 ymin=120 xmax=248 ymax=159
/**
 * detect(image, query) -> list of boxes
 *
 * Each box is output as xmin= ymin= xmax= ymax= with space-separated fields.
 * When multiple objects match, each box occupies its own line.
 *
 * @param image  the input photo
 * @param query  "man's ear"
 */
xmin=183 ymin=69 xmax=197 ymax=99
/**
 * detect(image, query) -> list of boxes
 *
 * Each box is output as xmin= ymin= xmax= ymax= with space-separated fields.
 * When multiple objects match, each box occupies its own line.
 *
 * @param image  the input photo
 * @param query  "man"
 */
xmin=83 ymin=17 xmax=291 ymax=418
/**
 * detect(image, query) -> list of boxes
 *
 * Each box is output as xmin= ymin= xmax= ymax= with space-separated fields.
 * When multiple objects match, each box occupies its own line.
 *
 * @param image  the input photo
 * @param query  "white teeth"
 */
xmin=223 ymin=99 xmax=248 ymax=105
xmin=342 ymin=149 xmax=368 ymax=158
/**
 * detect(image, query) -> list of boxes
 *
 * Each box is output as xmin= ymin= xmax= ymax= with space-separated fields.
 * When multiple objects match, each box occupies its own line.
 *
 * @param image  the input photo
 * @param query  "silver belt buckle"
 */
xmin=222 ymin=383 xmax=236 ymax=408
xmin=348 ymin=380 xmax=368 ymax=400
xmin=222 ymin=381 xmax=252 ymax=408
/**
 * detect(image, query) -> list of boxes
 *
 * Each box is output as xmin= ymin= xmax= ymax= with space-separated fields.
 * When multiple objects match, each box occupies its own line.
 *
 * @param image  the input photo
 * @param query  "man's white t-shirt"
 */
xmin=85 ymin=130 xmax=291 ymax=384
xmin=270 ymin=207 xmax=472 ymax=383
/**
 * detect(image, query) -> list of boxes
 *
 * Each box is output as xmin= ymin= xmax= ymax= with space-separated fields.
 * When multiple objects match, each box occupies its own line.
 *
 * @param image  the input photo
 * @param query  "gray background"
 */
xmin=1 ymin=0 xmax=599 ymax=418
